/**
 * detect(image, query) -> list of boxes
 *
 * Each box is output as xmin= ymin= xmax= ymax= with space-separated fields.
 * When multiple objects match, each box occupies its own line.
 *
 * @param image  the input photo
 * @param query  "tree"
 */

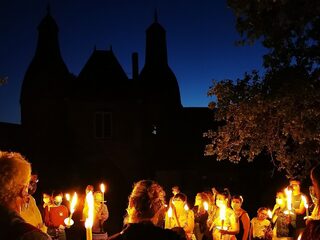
xmin=204 ymin=0 xmax=320 ymax=179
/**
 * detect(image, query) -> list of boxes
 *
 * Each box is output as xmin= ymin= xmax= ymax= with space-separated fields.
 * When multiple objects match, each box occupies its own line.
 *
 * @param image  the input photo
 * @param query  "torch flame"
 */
xmin=203 ymin=201 xmax=209 ymax=211
xmin=301 ymin=195 xmax=308 ymax=209
xmin=284 ymin=187 xmax=292 ymax=212
xmin=65 ymin=193 xmax=70 ymax=202
xmin=100 ymin=183 xmax=105 ymax=193
xmin=267 ymin=209 xmax=272 ymax=219
xmin=219 ymin=202 xmax=226 ymax=221
xmin=297 ymin=233 xmax=302 ymax=240
xmin=70 ymin=192 xmax=78 ymax=214
xmin=168 ymin=206 xmax=173 ymax=218
xmin=85 ymin=191 xmax=94 ymax=229
xmin=184 ymin=204 xmax=189 ymax=211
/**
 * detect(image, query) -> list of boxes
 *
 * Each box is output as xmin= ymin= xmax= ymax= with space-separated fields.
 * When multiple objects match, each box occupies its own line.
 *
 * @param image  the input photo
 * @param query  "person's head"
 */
xmin=231 ymin=195 xmax=243 ymax=211
xmin=0 ymin=151 xmax=31 ymax=211
xmin=172 ymin=193 xmax=187 ymax=210
xmin=257 ymin=207 xmax=268 ymax=220
xmin=311 ymin=164 xmax=320 ymax=201
xmin=289 ymin=179 xmax=301 ymax=195
xmin=94 ymin=191 xmax=104 ymax=204
xmin=126 ymin=180 xmax=166 ymax=224
xmin=86 ymin=185 xmax=94 ymax=194
xmin=28 ymin=173 xmax=39 ymax=195
xmin=275 ymin=191 xmax=286 ymax=208
xmin=42 ymin=193 xmax=51 ymax=205
xmin=52 ymin=192 xmax=63 ymax=206
xmin=194 ymin=192 xmax=209 ymax=207
xmin=172 ymin=186 xmax=180 ymax=196
xmin=215 ymin=188 xmax=230 ymax=208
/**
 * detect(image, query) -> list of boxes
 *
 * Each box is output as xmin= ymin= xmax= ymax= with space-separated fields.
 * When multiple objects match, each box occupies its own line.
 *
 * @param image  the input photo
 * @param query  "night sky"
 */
xmin=0 ymin=0 xmax=267 ymax=124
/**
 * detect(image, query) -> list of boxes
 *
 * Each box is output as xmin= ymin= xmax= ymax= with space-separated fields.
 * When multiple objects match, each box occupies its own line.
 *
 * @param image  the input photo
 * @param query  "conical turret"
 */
xmin=20 ymin=6 xmax=71 ymax=105
xmin=139 ymin=11 xmax=182 ymax=108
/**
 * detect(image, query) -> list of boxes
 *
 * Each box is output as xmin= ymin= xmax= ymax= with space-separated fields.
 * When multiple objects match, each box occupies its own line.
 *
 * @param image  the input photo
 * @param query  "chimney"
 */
xmin=132 ymin=52 xmax=139 ymax=81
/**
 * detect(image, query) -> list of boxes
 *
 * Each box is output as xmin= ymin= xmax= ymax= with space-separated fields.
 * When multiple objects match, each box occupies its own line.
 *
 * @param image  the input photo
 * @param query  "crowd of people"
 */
xmin=1 ymin=150 xmax=320 ymax=240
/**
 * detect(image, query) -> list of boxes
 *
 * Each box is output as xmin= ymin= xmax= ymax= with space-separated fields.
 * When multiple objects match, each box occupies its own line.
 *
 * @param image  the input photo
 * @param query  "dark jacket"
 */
xmin=108 ymin=221 xmax=185 ymax=240
xmin=0 ymin=204 xmax=51 ymax=240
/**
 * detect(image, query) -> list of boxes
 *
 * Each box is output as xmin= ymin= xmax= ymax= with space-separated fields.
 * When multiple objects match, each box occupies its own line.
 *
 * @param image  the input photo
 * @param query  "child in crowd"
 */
xmin=250 ymin=207 xmax=272 ymax=240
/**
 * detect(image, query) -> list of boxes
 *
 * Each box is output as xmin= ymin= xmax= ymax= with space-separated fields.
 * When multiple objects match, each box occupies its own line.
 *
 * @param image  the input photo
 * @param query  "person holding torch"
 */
xmin=207 ymin=188 xmax=238 ymax=240
xmin=271 ymin=191 xmax=295 ymax=239
xmin=108 ymin=179 xmax=183 ymax=240
xmin=92 ymin=191 xmax=109 ymax=234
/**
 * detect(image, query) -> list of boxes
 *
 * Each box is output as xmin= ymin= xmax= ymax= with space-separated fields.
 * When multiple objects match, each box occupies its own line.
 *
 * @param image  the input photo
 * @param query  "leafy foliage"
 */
xmin=204 ymin=0 xmax=320 ymax=179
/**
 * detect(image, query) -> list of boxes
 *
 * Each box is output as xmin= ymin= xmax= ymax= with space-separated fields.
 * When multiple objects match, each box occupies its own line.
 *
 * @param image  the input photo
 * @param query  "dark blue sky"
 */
xmin=0 ymin=0 xmax=267 ymax=124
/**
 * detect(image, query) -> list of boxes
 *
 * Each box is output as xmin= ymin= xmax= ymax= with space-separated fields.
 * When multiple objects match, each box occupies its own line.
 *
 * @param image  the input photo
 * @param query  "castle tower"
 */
xmin=138 ymin=11 xmax=183 ymax=175
xmin=20 ymin=7 xmax=72 ymax=172
xmin=139 ymin=11 xmax=182 ymax=129
xmin=139 ymin=11 xmax=182 ymax=109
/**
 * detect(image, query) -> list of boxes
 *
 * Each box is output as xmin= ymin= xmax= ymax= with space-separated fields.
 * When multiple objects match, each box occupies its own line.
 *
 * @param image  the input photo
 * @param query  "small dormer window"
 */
xmin=94 ymin=111 xmax=112 ymax=139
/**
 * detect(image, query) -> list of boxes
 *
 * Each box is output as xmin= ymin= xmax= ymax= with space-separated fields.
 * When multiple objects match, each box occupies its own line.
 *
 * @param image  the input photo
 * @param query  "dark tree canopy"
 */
xmin=204 ymin=0 xmax=320 ymax=179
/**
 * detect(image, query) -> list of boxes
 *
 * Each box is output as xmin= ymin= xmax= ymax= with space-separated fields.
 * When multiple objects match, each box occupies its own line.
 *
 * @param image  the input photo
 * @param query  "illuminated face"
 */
xmin=290 ymin=180 xmax=300 ymax=194
xmin=231 ymin=199 xmax=241 ymax=210
xmin=172 ymin=198 xmax=184 ymax=209
xmin=43 ymin=194 xmax=50 ymax=204
xmin=195 ymin=195 xmax=201 ymax=206
xmin=172 ymin=187 xmax=179 ymax=196
xmin=216 ymin=194 xmax=227 ymax=208
xmin=258 ymin=210 xmax=268 ymax=220
xmin=94 ymin=192 xmax=104 ymax=203
xmin=276 ymin=193 xmax=285 ymax=207
xmin=53 ymin=195 xmax=62 ymax=205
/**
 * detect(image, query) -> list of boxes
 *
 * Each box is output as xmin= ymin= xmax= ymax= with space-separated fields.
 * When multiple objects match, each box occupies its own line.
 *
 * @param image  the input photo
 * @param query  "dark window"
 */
xmin=94 ymin=112 xmax=112 ymax=138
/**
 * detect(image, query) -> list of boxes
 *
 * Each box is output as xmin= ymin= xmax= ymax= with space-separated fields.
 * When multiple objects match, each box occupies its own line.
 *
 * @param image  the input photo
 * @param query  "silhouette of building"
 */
xmin=0 ymin=8 xmax=215 ymax=231
xmin=0 ymin=8 xmax=287 ymax=233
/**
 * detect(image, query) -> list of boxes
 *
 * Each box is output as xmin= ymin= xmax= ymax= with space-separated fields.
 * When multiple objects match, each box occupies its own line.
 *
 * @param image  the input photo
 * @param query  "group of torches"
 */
xmin=62 ymin=183 xmax=106 ymax=240
xmin=167 ymin=187 xmax=310 ymax=239
xmin=62 ymin=184 xmax=309 ymax=240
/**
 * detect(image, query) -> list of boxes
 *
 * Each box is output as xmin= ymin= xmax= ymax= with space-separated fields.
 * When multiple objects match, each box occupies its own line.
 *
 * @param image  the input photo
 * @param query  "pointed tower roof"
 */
xmin=154 ymin=9 xmax=158 ymax=23
xmin=74 ymin=49 xmax=129 ymax=99
xmin=139 ymin=12 xmax=181 ymax=108
xmin=20 ymin=8 xmax=71 ymax=102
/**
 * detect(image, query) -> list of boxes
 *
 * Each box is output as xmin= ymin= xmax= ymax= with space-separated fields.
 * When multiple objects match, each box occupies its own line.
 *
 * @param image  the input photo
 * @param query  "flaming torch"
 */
xmin=64 ymin=192 xmax=77 ymax=226
xmin=284 ymin=188 xmax=293 ymax=215
xmin=184 ymin=203 xmax=189 ymax=211
xmin=85 ymin=191 xmax=94 ymax=240
xmin=219 ymin=202 xmax=226 ymax=239
xmin=65 ymin=193 xmax=71 ymax=202
xmin=168 ymin=206 xmax=173 ymax=227
xmin=100 ymin=183 xmax=106 ymax=203
xmin=204 ymin=201 xmax=209 ymax=211
xmin=301 ymin=195 xmax=309 ymax=218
